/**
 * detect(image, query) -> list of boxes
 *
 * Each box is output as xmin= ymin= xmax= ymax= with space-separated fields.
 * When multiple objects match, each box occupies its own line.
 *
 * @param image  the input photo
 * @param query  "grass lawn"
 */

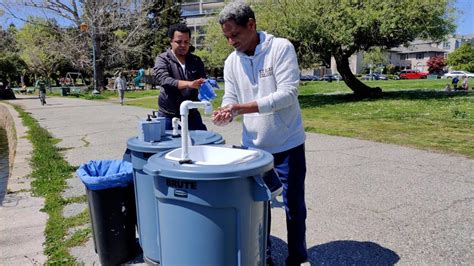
xmin=77 ymin=79 xmax=474 ymax=159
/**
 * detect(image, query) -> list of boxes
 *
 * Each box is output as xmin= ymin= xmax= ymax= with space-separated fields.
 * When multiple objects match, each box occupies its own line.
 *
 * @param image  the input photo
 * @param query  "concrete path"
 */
xmin=1 ymin=95 xmax=473 ymax=265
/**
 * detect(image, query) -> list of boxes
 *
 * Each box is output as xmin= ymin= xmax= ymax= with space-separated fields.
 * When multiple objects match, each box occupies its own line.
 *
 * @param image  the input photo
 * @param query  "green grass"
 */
xmin=13 ymin=105 xmax=89 ymax=265
xmin=116 ymin=79 xmax=473 ymax=159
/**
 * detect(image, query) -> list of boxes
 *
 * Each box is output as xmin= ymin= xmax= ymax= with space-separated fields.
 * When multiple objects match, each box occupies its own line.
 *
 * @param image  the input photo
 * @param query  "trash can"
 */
xmin=143 ymin=145 xmax=282 ymax=266
xmin=126 ymin=130 xmax=224 ymax=264
xmin=76 ymin=160 xmax=138 ymax=266
xmin=61 ymin=87 xmax=70 ymax=96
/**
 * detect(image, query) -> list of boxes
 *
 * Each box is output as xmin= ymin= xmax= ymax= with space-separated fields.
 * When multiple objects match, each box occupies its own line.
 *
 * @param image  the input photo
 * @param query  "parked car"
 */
xmin=443 ymin=71 xmax=474 ymax=79
xmin=333 ymin=73 xmax=343 ymax=81
xmin=322 ymin=75 xmax=336 ymax=81
xmin=398 ymin=69 xmax=429 ymax=79
xmin=362 ymin=73 xmax=388 ymax=80
xmin=300 ymin=75 xmax=321 ymax=81
xmin=322 ymin=74 xmax=343 ymax=81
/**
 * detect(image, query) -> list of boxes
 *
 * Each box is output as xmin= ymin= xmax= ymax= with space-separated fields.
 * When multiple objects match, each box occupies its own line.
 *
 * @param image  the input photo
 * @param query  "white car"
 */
xmin=443 ymin=71 xmax=474 ymax=79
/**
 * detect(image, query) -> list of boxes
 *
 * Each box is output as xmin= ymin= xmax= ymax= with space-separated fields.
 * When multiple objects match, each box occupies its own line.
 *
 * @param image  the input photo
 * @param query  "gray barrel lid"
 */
xmin=143 ymin=146 xmax=274 ymax=181
xmin=127 ymin=130 xmax=223 ymax=153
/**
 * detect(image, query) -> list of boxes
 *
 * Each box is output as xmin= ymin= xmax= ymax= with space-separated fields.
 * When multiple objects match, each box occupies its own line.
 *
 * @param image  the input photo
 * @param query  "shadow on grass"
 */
xmin=299 ymin=90 xmax=473 ymax=108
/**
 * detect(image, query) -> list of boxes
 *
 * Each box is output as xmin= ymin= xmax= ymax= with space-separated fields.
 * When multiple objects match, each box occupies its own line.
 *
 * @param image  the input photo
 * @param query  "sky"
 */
xmin=0 ymin=0 xmax=473 ymax=35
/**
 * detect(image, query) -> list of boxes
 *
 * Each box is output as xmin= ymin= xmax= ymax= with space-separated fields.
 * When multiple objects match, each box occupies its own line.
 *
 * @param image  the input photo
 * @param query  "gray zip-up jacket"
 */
xmin=222 ymin=31 xmax=305 ymax=153
xmin=153 ymin=48 xmax=206 ymax=117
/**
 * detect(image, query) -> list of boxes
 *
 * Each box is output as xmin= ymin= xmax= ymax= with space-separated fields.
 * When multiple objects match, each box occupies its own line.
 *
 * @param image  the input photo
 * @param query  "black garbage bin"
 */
xmin=61 ymin=87 xmax=70 ymax=96
xmin=76 ymin=160 xmax=139 ymax=266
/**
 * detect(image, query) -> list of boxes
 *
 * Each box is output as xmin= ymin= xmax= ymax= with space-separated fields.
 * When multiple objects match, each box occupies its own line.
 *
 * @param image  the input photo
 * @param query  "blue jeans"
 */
xmin=268 ymin=144 xmax=308 ymax=265
xmin=158 ymin=111 xmax=207 ymax=131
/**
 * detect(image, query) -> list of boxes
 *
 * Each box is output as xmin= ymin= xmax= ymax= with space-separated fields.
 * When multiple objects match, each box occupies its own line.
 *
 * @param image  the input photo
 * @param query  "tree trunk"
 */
xmin=335 ymin=53 xmax=382 ymax=98
xmin=93 ymin=34 xmax=106 ymax=91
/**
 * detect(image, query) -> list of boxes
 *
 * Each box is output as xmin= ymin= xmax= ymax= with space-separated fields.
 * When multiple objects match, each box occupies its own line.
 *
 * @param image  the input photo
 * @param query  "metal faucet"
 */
xmin=179 ymin=100 xmax=212 ymax=162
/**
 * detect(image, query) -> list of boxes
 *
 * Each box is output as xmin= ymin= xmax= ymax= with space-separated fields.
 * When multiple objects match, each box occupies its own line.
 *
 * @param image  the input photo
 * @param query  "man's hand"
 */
xmin=178 ymin=78 xmax=205 ymax=90
xmin=187 ymin=78 xmax=206 ymax=89
xmin=211 ymin=105 xmax=235 ymax=126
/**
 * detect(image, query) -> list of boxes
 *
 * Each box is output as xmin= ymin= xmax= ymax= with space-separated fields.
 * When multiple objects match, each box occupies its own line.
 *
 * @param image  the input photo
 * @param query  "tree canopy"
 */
xmin=446 ymin=43 xmax=474 ymax=72
xmin=16 ymin=18 xmax=66 ymax=79
xmin=1 ymin=0 xmax=182 ymax=90
xmin=253 ymin=0 xmax=456 ymax=97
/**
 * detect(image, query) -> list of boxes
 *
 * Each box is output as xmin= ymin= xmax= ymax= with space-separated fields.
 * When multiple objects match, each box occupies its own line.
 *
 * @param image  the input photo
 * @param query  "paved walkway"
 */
xmin=1 ymin=95 xmax=473 ymax=265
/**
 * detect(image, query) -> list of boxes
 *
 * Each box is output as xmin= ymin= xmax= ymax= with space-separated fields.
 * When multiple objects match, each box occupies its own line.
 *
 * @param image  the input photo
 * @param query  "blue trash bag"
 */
xmin=76 ymin=160 xmax=133 ymax=190
xmin=198 ymin=80 xmax=217 ymax=101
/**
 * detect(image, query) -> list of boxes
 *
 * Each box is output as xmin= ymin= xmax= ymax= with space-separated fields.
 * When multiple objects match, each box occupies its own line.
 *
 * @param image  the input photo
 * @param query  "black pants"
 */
xmin=268 ymin=144 xmax=308 ymax=265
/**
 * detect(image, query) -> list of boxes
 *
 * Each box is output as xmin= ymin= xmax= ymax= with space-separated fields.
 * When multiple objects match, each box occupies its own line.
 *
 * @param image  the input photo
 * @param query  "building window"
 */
xmin=443 ymin=42 xmax=451 ymax=49
xmin=400 ymin=54 xmax=408 ymax=60
xmin=416 ymin=53 xmax=424 ymax=59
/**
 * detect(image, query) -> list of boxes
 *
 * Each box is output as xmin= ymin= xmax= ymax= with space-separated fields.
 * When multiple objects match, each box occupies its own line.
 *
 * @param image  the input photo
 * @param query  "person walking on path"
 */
xmin=114 ymin=71 xmax=127 ymax=105
xmin=153 ymin=23 xmax=208 ymax=130
xmin=212 ymin=2 xmax=308 ymax=265
xmin=35 ymin=77 xmax=47 ymax=105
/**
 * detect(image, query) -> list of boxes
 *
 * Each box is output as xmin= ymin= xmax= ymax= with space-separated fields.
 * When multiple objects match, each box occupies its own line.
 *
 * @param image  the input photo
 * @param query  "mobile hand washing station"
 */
xmin=127 ymin=101 xmax=224 ymax=264
xmin=132 ymin=101 xmax=282 ymax=266
xmin=139 ymin=100 xmax=283 ymax=266
xmin=144 ymin=145 xmax=282 ymax=266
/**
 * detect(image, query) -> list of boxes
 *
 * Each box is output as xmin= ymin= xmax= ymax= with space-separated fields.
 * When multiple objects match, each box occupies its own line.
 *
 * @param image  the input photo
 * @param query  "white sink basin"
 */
xmin=165 ymin=145 xmax=260 ymax=165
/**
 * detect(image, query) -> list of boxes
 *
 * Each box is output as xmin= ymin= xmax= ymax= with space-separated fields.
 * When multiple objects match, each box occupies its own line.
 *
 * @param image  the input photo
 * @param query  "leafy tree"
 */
xmin=362 ymin=47 xmax=389 ymax=77
xmin=4 ymin=0 xmax=179 ymax=90
xmin=0 ymin=24 xmax=19 ymax=53
xmin=15 ymin=18 xmax=66 ymax=83
xmin=427 ymin=55 xmax=446 ymax=74
xmin=386 ymin=64 xmax=396 ymax=75
xmin=446 ymin=43 xmax=474 ymax=72
xmin=195 ymin=18 xmax=233 ymax=77
xmin=0 ymin=53 xmax=27 ymax=86
xmin=253 ymin=0 xmax=456 ymax=97
xmin=145 ymin=0 xmax=183 ymax=64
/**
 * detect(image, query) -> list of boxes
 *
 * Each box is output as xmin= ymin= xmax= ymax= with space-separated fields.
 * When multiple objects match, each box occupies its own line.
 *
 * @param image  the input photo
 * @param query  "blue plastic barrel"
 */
xmin=126 ymin=130 xmax=224 ymax=264
xmin=143 ymin=145 xmax=282 ymax=266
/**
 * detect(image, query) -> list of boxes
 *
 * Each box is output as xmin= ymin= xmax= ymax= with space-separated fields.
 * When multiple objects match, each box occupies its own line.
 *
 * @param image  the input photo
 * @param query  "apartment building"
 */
xmin=329 ymin=34 xmax=474 ymax=74
xmin=181 ymin=0 xmax=225 ymax=48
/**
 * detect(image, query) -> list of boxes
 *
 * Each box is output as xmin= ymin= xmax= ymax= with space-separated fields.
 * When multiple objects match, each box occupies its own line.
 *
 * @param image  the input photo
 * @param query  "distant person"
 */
xmin=152 ymin=23 xmax=207 ymax=130
xmin=452 ymin=76 xmax=459 ymax=90
xmin=35 ymin=77 xmax=47 ymax=105
xmin=444 ymin=83 xmax=452 ymax=92
xmin=461 ymin=75 xmax=469 ymax=90
xmin=114 ymin=71 xmax=127 ymax=105
xmin=20 ymin=84 xmax=27 ymax=94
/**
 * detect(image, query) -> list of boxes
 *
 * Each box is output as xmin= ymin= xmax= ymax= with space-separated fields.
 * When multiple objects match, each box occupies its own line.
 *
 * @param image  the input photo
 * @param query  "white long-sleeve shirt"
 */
xmin=222 ymin=31 xmax=305 ymax=153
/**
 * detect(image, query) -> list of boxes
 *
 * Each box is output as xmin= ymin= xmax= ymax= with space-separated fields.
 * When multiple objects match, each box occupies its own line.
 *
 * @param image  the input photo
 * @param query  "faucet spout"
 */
xmin=179 ymin=100 xmax=212 ymax=162
xmin=172 ymin=117 xmax=181 ymax=136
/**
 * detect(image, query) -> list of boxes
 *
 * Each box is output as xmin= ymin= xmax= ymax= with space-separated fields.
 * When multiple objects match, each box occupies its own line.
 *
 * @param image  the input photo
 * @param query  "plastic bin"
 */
xmin=126 ymin=130 xmax=224 ymax=264
xmin=76 ymin=160 xmax=138 ymax=266
xmin=143 ymin=145 xmax=282 ymax=266
xmin=61 ymin=87 xmax=70 ymax=96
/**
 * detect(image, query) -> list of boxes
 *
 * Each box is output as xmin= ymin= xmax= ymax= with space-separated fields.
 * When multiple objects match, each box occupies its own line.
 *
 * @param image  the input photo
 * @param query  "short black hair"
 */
xmin=168 ymin=23 xmax=191 ymax=39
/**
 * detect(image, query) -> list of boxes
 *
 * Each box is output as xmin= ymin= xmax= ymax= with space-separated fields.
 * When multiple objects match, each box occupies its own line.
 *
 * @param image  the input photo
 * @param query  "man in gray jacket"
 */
xmin=212 ymin=2 xmax=308 ymax=265
xmin=153 ymin=23 xmax=208 ymax=130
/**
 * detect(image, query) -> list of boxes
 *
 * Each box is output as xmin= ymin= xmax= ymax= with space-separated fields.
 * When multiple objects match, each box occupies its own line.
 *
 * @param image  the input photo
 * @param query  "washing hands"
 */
xmin=212 ymin=104 xmax=237 ymax=126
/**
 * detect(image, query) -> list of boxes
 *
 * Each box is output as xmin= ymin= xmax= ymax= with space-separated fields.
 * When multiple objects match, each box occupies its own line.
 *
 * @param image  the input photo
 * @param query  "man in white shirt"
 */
xmin=212 ymin=2 xmax=308 ymax=265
